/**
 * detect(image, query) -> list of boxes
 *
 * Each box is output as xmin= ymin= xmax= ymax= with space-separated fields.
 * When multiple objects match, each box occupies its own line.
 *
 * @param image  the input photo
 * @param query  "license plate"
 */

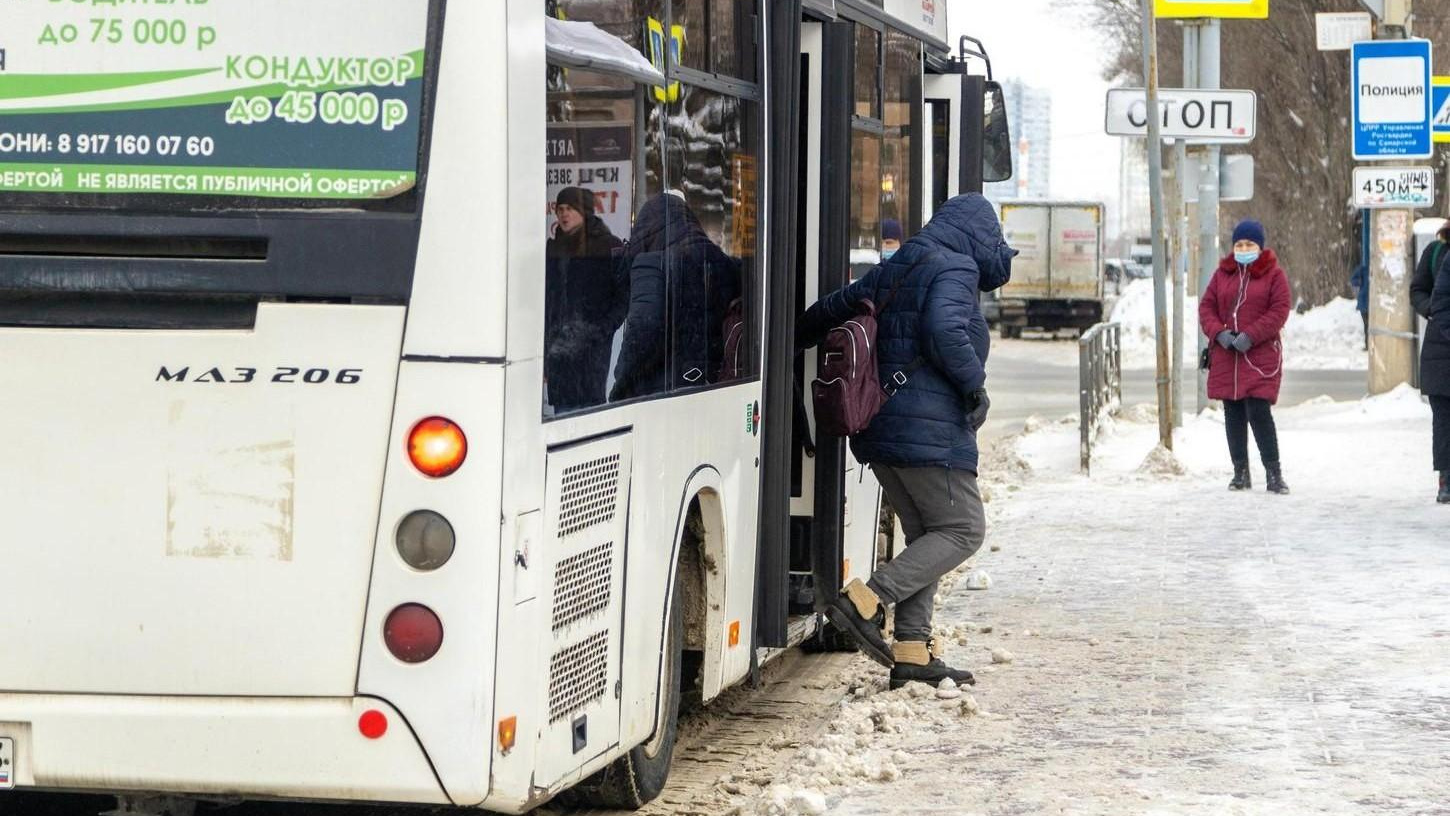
xmin=0 ymin=737 xmax=13 ymax=789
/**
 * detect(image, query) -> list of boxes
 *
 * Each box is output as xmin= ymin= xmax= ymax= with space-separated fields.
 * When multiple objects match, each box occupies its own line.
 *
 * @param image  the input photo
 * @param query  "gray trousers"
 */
xmin=868 ymin=465 xmax=987 ymax=643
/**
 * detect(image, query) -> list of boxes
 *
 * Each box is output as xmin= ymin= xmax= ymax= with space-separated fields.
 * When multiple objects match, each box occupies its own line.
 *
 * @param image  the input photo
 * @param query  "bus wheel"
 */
xmin=802 ymin=616 xmax=858 ymax=653
xmin=564 ymin=581 xmax=683 ymax=809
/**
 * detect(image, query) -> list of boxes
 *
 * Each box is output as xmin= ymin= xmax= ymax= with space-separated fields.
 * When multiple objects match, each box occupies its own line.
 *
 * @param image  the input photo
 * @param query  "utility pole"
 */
xmin=1367 ymin=0 xmax=1416 ymax=395
xmin=1195 ymin=19 xmax=1221 ymax=413
xmin=1141 ymin=0 xmax=1172 ymax=449
xmin=1172 ymin=20 xmax=1200 ymax=430
xmin=1173 ymin=138 xmax=1188 ymax=428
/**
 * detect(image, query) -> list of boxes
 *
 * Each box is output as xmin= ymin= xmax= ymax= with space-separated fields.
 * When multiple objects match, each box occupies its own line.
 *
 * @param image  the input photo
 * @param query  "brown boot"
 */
xmin=889 ymin=639 xmax=976 ymax=690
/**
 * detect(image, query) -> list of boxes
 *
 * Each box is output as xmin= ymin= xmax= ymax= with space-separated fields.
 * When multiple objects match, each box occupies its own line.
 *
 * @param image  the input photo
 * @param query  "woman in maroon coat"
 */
xmin=1199 ymin=220 xmax=1292 ymax=494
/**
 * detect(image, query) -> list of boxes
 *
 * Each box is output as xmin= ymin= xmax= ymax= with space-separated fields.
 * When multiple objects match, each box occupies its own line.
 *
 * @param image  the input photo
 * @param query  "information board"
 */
xmin=0 ymin=0 xmax=430 ymax=200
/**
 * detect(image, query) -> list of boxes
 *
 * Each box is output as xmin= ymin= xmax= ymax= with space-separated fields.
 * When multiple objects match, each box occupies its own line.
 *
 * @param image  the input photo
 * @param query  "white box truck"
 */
xmin=995 ymin=201 xmax=1106 ymax=338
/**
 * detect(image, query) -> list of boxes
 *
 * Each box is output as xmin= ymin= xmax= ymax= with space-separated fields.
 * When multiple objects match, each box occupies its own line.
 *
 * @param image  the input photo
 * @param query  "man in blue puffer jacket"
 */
xmin=797 ymin=193 xmax=1015 ymax=689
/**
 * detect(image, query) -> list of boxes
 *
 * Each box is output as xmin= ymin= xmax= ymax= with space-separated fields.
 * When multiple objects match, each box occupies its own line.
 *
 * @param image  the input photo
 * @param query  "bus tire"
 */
xmin=803 ymin=616 xmax=858 ymax=653
xmin=564 ymin=580 xmax=683 ymax=809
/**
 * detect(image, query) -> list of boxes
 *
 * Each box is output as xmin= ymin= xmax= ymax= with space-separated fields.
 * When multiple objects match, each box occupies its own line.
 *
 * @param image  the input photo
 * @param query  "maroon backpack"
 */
xmin=810 ymin=275 xmax=921 ymax=437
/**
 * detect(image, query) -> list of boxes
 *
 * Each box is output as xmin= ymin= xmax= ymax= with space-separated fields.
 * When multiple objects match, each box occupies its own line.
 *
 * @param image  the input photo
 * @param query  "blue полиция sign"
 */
xmin=1352 ymin=39 xmax=1433 ymax=160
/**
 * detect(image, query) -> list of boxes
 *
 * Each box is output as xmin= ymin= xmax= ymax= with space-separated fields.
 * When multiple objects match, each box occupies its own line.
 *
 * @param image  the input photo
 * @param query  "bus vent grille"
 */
xmin=558 ymin=454 xmax=621 ymax=537
xmin=552 ymin=542 xmax=614 ymax=632
xmin=548 ymin=629 xmax=610 ymax=722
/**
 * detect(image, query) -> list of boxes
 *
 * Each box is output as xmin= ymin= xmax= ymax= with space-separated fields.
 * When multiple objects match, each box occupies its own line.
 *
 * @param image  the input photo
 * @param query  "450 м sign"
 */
xmin=0 ymin=0 xmax=429 ymax=200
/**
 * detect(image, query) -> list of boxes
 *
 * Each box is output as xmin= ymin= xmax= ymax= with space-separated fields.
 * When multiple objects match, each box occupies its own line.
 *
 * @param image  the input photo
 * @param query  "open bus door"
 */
xmin=755 ymin=13 xmax=864 ymax=650
xmin=756 ymin=19 xmax=1013 ymax=652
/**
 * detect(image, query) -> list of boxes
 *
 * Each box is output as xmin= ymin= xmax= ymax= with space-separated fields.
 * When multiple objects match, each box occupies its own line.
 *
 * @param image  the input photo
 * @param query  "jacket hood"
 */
xmin=625 ymin=192 xmax=706 ymax=259
xmin=914 ymin=193 xmax=1018 ymax=292
xmin=1218 ymin=247 xmax=1280 ymax=279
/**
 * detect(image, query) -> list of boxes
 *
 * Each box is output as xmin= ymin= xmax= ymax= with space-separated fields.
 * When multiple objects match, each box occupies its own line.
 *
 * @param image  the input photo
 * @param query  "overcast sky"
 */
xmin=948 ymin=0 xmax=1123 ymax=211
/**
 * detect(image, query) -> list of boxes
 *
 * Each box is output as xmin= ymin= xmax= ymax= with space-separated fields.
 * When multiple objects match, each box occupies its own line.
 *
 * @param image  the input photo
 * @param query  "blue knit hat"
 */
xmin=1232 ymin=219 xmax=1266 ymax=248
xmin=882 ymin=219 xmax=904 ymax=243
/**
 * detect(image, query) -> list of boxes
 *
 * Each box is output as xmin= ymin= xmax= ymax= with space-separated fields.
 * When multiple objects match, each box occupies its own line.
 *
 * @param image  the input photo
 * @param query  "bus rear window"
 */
xmin=0 ymin=0 xmax=437 ymax=212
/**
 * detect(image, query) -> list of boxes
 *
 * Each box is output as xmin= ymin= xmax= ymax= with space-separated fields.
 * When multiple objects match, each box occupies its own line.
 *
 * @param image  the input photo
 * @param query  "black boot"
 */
xmin=888 ymin=640 xmax=976 ymax=690
xmin=1265 ymin=462 xmax=1290 ymax=495
xmin=1438 ymin=472 xmax=1450 ymax=504
xmin=825 ymin=579 xmax=893 ymax=668
xmin=1229 ymin=461 xmax=1252 ymax=491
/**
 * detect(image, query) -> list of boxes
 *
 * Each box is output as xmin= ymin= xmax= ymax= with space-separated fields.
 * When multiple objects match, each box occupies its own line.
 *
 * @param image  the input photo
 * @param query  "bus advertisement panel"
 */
xmin=0 ymin=0 xmax=429 ymax=201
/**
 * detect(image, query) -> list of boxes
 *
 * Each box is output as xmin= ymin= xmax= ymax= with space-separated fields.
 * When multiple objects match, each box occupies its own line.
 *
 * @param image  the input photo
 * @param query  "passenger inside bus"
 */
xmin=545 ymin=186 xmax=628 ymax=413
xmin=610 ymin=192 xmax=741 ymax=401
xmin=882 ymin=219 xmax=903 ymax=260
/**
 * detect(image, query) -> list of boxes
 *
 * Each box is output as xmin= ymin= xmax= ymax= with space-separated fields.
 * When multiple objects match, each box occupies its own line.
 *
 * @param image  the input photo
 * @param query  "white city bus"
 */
xmin=0 ymin=0 xmax=1007 ymax=812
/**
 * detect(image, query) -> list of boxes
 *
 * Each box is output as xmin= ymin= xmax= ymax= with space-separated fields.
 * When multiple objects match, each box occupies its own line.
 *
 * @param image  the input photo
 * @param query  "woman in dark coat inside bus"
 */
xmin=1413 ymin=224 xmax=1450 ymax=503
xmin=1199 ymin=220 xmax=1292 ymax=495
xmin=609 ymin=193 xmax=741 ymax=402
xmin=545 ymin=187 xmax=626 ymax=413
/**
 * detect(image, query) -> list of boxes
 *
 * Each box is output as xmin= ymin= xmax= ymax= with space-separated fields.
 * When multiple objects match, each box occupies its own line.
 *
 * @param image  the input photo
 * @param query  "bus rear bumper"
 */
xmin=0 ymin=693 xmax=450 ymax=805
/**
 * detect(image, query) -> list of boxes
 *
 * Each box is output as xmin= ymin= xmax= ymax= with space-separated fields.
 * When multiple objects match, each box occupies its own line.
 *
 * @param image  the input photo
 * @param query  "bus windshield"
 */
xmin=0 ymin=0 xmax=437 ymax=213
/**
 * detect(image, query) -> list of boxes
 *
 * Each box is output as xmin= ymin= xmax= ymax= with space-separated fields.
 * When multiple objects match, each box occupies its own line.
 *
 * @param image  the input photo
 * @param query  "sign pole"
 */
xmin=1363 ymin=3 xmax=1420 ymax=395
xmin=1141 ymin=0 xmax=1173 ymax=450
xmin=1195 ymin=18 xmax=1221 ymax=414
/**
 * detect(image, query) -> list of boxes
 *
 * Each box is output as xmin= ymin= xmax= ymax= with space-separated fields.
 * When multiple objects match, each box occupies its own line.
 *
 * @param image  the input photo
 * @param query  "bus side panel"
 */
xmin=404 ymin=0 xmax=511 ymax=359
xmin=357 ymin=361 xmax=506 ymax=807
xmin=611 ymin=385 xmax=764 ymax=747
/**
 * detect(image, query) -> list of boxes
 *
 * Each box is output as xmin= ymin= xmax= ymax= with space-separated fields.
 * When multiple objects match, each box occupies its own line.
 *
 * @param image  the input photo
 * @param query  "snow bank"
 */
xmin=1012 ymin=385 xmax=1432 ymax=491
xmin=1110 ymin=278 xmax=1194 ymax=371
xmin=1109 ymin=279 xmax=1367 ymax=371
xmin=1282 ymin=297 xmax=1367 ymax=370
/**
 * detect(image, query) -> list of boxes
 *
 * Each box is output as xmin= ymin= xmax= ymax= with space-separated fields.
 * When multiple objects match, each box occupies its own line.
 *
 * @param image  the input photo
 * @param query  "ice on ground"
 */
xmin=963 ymin=569 xmax=992 ymax=590
xmin=990 ymin=647 xmax=1015 ymax=664
xmin=1110 ymin=279 xmax=1367 ymax=371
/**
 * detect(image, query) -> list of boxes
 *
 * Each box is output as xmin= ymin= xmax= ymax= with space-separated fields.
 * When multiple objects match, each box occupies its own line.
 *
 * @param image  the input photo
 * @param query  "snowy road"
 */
xmin=980 ymin=337 xmax=1369 ymax=445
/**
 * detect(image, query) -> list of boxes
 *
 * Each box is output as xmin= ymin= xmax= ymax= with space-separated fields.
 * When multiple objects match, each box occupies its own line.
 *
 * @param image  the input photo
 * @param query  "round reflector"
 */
xmin=383 ymin=603 xmax=444 ymax=663
xmin=396 ymin=511 xmax=456 ymax=571
xmin=358 ymin=709 xmax=389 ymax=739
xmin=407 ymin=417 xmax=467 ymax=478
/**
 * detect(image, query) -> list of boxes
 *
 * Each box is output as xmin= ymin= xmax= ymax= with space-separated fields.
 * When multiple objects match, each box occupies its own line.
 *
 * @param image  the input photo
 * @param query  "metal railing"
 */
xmin=1079 ymin=322 xmax=1123 ymax=475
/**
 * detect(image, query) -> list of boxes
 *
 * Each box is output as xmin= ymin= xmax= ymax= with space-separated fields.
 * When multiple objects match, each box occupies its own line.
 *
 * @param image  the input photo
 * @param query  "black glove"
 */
xmin=966 ymin=389 xmax=991 ymax=431
xmin=1216 ymin=330 xmax=1236 ymax=349
xmin=1231 ymin=332 xmax=1254 ymax=353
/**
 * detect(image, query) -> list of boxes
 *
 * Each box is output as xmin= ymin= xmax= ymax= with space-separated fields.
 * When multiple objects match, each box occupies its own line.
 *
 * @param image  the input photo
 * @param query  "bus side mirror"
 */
xmin=982 ymin=80 xmax=1013 ymax=184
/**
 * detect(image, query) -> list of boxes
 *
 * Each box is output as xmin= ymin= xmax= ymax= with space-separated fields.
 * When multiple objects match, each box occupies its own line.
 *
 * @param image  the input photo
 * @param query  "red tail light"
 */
xmin=407 ymin=417 xmax=467 ymax=478
xmin=384 ymin=603 xmax=444 ymax=663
